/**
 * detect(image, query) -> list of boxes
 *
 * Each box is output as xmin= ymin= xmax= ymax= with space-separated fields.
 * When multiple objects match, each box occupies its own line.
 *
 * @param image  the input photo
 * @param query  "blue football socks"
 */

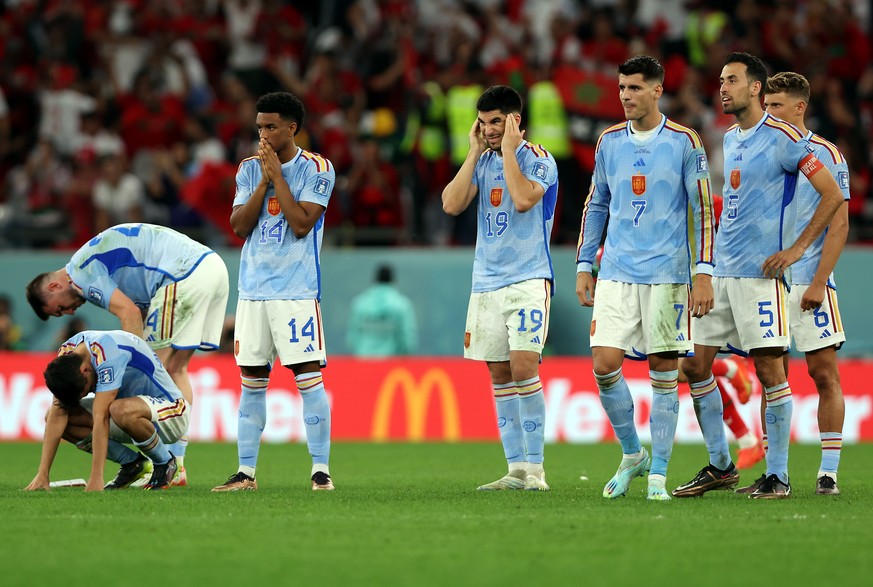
xmin=650 ymin=369 xmax=680 ymax=477
xmin=297 ymin=372 xmax=331 ymax=469
xmin=689 ymin=375 xmax=731 ymax=471
xmin=493 ymin=382 xmax=524 ymax=465
xmin=238 ymin=375 xmax=269 ymax=473
xmin=596 ymin=368 xmax=642 ymax=456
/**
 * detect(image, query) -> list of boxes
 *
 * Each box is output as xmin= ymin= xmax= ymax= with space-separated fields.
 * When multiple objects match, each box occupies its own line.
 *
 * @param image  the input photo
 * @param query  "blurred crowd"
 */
xmin=0 ymin=0 xmax=871 ymax=249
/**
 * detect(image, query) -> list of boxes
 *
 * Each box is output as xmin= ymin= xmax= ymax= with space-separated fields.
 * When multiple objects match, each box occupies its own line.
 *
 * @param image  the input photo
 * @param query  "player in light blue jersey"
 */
xmin=24 ymin=330 xmax=188 ymax=492
xmin=443 ymin=85 xmax=558 ymax=491
xmin=26 ymin=223 xmax=230 ymax=484
xmin=576 ymin=55 xmax=716 ymax=501
xmin=213 ymin=91 xmax=336 ymax=492
xmin=740 ymin=72 xmax=849 ymax=497
xmin=676 ymin=53 xmax=845 ymax=500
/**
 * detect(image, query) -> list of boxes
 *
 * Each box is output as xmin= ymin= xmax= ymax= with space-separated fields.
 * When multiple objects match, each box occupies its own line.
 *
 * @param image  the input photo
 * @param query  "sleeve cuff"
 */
xmin=695 ymin=263 xmax=714 ymax=276
xmin=577 ymin=262 xmax=594 ymax=274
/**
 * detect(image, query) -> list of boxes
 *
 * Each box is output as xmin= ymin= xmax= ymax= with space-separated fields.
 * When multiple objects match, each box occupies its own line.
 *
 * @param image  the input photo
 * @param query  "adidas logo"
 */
xmin=303 ymin=344 xmax=314 ymax=352
xmin=820 ymin=329 xmax=832 ymax=338
xmin=675 ymin=333 xmax=685 ymax=341
xmin=494 ymin=172 xmax=504 ymax=181
xmin=146 ymin=335 xmax=156 ymax=342
xmin=734 ymin=153 xmax=743 ymax=162
xmin=530 ymin=335 xmax=541 ymax=344
xmin=633 ymin=158 xmax=646 ymax=167
xmin=763 ymin=330 xmax=775 ymax=339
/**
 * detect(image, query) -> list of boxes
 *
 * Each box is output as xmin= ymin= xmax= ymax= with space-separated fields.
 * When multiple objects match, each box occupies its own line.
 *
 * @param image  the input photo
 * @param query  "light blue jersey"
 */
xmin=716 ymin=113 xmax=819 ymax=279
xmin=792 ymin=132 xmax=851 ymax=286
xmin=233 ymin=147 xmax=334 ymax=301
xmin=67 ymin=224 xmax=213 ymax=312
xmin=577 ymin=116 xmax=716 ymax=284
xmin=58 ymin=330 xmax=182 ymax=401
xmin=470 ymin=141 xmax=558 ymax=293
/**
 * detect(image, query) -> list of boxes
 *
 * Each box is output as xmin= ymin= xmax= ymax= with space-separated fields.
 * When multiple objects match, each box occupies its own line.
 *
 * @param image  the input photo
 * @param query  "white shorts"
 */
xmin=590 ymin=280 xmax=692 ymax=358
xmin=144 ymin=253 xmax=230 ymax=351
xmin=234 ymin=298 xmax=327 ymax=367
xmin=463 ymin=279 xmax=551 ymax=362
xmin=789 ymin=285 xmax=846 ymax=352
xmin=80 ymin=395 xmax=189 ymax=444
xmin=694 ymin=277 xmax=790 ymax=354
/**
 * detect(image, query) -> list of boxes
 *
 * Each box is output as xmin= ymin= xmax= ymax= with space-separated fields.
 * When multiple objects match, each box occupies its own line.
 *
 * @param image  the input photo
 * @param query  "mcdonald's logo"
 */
xmin=371 ymin=367 xmax=461 ymax=441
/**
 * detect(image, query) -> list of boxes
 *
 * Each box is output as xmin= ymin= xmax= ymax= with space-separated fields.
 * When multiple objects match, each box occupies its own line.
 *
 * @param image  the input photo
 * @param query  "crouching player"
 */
xmin=24 ymin=330 xmax=189 ymax=491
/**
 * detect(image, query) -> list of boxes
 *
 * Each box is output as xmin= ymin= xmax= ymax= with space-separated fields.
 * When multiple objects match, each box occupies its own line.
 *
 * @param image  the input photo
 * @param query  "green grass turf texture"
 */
xmin=3 ymin=442 xmax=872 ymax=586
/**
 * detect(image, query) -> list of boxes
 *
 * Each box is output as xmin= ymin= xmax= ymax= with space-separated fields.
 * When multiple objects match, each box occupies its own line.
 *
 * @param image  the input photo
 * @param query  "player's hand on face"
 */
xmin=690 ymin=274 xmax=714 ymax=317
xmin=501 ymin=114 xmax=524 ymax=153
xmin=576 ymin=272 xmax=596 ymax=307
xmin=762 ymin=246 xmax=801 ymax=280
xmin=469 ymin=119 xmax=486 ymax=153
xmin=800 ymin=282 xmax=825 ymax=312
xmin=258 ymin=139 xmax=282 ymax=182
xmin=23 ymin=474 xmax=50 ymax=491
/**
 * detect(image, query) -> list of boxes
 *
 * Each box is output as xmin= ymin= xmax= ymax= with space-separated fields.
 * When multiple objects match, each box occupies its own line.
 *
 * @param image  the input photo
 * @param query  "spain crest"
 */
xmin=730 ymin=168 xmax=741 ymax=190
xmin=490 ymin=188 xmax=503 ymax=207
xmin=267 ymin=196 xmax=281 ymax=216
xmin=631 ymin=173 xmax=646 ymax=196
xmin=464 ymin=332 xmax=471 ymax=348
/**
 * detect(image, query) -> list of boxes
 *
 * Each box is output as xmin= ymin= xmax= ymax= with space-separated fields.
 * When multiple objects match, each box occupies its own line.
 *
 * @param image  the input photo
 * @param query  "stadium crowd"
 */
xmin=0 ymin=0 xmax=870 ymax=248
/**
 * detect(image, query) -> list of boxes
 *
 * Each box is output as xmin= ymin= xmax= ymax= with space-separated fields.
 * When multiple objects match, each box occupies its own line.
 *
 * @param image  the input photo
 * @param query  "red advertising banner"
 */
xmin=2 ymin=353 xmax=872 ymax=443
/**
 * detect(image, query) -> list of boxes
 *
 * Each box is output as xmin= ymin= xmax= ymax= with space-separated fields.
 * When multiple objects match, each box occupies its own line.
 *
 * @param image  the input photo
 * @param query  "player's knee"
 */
xmin=592 ymin=362 xmax=621 ymax=377
xmin=108 ymin=400 xmax=135 ymax=426
xmin=808 ymin=363 xmax=842 ymax=397
xmin=680 ymin=357 xmax=705 ymax=381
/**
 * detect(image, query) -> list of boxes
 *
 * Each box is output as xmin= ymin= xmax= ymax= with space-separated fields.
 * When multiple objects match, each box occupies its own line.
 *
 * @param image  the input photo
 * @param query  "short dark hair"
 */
xmin=26 ymin=273 xmax=50 ymax=321
xmin=376 ymin=264 xmax=394 ymax=284
xmin=724 ymin=52 xmax=768 ymax=86
xmin=256 ymin=92 xmax=306 ymax=134
xmin=765 ymin=72 xmax=811 ymax=103
xmin=476 ymin=85 xmax=523 ymax=114
xmin=44 ymin=353 xmax=87 ymax=410
xmin=618 ymin=55 xmax=665 ymax=84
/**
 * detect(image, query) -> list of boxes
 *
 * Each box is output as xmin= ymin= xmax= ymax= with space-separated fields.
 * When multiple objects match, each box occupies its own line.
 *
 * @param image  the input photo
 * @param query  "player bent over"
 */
xmin=26 ymin=223 xmax=230 ymax=486
xmin=24 ymin=330 xmax=189 ymax=492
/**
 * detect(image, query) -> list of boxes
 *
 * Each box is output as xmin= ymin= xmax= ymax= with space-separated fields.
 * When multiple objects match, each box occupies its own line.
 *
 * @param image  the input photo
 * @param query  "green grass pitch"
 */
xmin=3 ymin=442 xmax=872 ymax=586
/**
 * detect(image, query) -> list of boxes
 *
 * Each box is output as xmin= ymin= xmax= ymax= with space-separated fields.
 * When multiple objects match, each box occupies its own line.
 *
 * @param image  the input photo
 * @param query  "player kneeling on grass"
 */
xmin=24 ymin=330 xmax=189 ymax=492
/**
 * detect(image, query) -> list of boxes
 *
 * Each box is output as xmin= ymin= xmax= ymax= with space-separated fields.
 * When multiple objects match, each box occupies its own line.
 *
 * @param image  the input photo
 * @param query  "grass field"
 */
xmin=3 ymin=441 xmax=872 ymax=586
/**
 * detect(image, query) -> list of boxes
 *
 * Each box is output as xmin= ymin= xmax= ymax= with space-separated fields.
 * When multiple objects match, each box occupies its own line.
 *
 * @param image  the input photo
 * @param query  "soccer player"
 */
xmin=212 ymin=91 xmax=336 ymax=492
xmin=26 ymin=223 xmax=230 ymax=485
xmin=689 ymin=194 xmax=765 ymax=470
xmin=675 ymin=53 xmax=844 ymax=499
xmin=24 ymin=330 xmax=188 ymax=491
xmin=737 ymin=72 xmax=850 ymax=496
xmin=442 ymin=85 xmax=558 ymax=491
xmin=576 ymin=55 xmax=716 ymax=501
